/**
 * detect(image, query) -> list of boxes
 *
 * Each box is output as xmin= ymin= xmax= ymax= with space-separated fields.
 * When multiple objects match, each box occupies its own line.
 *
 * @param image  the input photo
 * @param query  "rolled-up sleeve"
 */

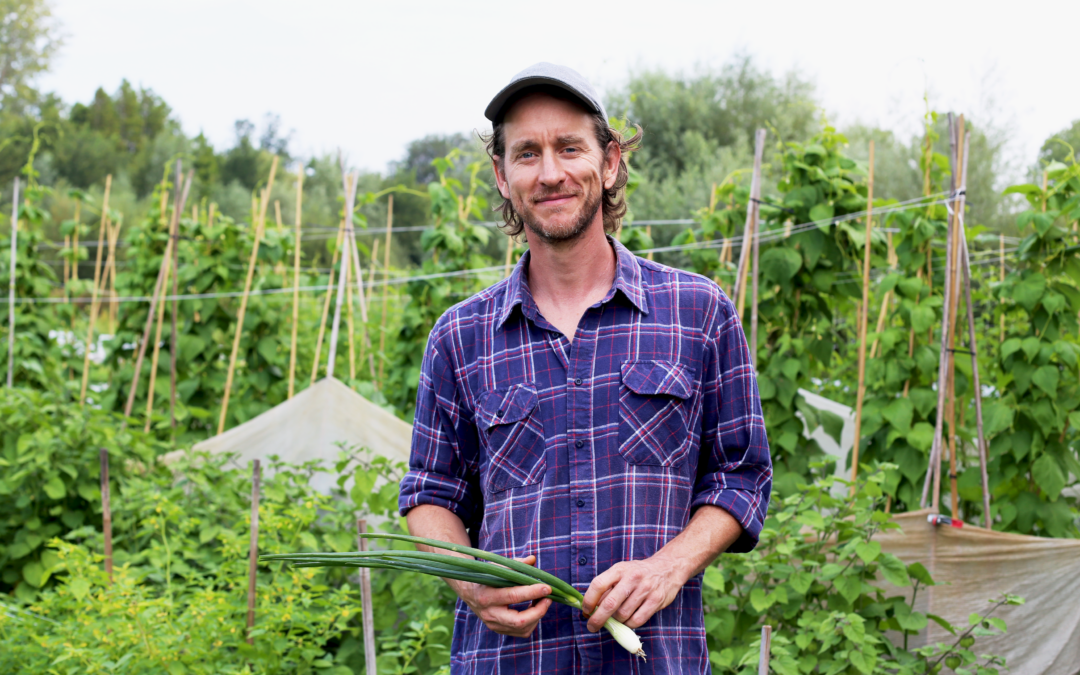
xmin=693 ymin=294 xmax=772 ymax=553
xmin=398 ymin=329 xmax=481 ymax=529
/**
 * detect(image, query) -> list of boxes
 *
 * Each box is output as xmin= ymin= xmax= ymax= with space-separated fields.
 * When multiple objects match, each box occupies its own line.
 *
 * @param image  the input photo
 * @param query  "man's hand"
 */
xmin=580 ymin=556 xmax=686 ymax=632
xmin=454 ymin=555 xmax=552 ymax=638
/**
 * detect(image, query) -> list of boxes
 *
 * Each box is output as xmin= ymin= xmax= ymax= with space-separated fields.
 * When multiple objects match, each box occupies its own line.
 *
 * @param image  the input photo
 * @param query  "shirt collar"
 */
xmin=498 ymin=235 xmax=650 ymax=327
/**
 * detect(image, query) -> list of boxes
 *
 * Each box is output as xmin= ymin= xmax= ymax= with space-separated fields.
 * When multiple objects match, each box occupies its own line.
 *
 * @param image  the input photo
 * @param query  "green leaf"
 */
xmin=762 ymin=247 xmax=803 ymax=285
xmin=256 ymin=336 xmax=278 ymax=364
xmin=881 ymin=398 xmax=913 ymax=434
xmin=855 ymin=541 xmax=881 ymax=563
xmin=877 ymin=553 xmax=911 ymax=587
xmin=1032 ymin=365 xmax=1060 ymax=398
xmin=906 ymin=562 xmax=934 ymax=586
xmin=927 ymin=613 xmax=957 ymax=635
xmin=849 ymin=651 xmax=871 ymax=675
xmin=820 ymin=409 xmax=844 ymax=445
xmin=1000 ymin=338 xmax=1021 ymax=360
xmin=42 ymin=474 xmax=66 ymax=500
xmin=69 ymin=576 xmax=91 ymax=600
xmin=749 ymin=586 xmax=773 ymax=612
xmin=834 ymin=575 xmax=862 ymax=604
xmin=906 ymin=423 xmax=934 ymax=452
xmin=703 ymin=566 xmax=725 ymax=591
xmin=22 ymin=560 xmax=44 ymax=588
xmin=1032 ymin=454 xmax=1067 ymax=501
xmin=809 ymin=203 xmax=835 ymax=224
xmin=982 ymin=401 xmax=1015 ymax=437
xmin=910 ymin=305 xmax=935 ymax=334
xmin=1013 ymin=274 xmax=1047 ymax=312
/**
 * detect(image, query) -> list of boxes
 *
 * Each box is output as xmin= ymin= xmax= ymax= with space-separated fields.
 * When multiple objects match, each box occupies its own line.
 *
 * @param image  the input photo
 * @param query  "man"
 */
xmin=399 ymin=62 xmax=772 ymax=674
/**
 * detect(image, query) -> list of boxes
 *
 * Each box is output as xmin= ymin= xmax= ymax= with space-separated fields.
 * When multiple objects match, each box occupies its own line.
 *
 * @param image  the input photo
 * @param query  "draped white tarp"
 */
xmin=164 ymin=377 xmax=412 ymax=493
xmin=877 ymin=509 xmax=1080 ymax=675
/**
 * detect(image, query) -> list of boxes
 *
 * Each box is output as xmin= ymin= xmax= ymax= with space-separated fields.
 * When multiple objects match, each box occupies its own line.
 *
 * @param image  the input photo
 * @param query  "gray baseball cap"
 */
xmin=485 ymin=62 xmax=608 ymax=123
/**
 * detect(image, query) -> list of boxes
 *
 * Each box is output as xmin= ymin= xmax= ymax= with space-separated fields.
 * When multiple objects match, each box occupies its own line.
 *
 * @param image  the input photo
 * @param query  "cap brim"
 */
xmin=484 ymin=76 xmax=603 ymax=122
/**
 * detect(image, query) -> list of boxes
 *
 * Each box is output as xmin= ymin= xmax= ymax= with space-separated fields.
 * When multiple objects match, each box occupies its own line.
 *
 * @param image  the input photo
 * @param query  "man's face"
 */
xmin=493 ymin=93 xmax=620 ymax=245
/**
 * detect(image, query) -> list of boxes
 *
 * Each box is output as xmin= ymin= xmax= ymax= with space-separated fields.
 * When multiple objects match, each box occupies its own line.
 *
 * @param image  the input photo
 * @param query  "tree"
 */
xmin=0 ymin=0 xmax=63 ymax=111
xmin=1039 ymin=118 xmax=1080 ymax=165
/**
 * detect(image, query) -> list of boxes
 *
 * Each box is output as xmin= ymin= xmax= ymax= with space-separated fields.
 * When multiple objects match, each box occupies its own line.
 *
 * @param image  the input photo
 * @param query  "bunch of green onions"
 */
xmin=260 ymin=532 xmax=645 ymax=660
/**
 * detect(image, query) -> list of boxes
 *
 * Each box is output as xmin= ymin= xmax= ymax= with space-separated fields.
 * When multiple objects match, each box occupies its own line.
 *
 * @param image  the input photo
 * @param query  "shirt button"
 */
xmin=496 ymin=409 xmax=504 ymax=417
xmin=574 ymin=378 xmax=583 ymax=386
xmin=575 ymin=440 xmax=584 ymax=449
xmin=578 ymin=556 xmax=588 ymax=566
xmin=576 ymin=499 xmax=585 ymax=507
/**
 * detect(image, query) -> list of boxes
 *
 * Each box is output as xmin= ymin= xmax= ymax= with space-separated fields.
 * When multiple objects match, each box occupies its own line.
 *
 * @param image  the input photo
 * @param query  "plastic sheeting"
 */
xmin=163 ymin=377 xmax=412 ymax=493
xmin=877 ymin=509 xmax=1080 ymax=675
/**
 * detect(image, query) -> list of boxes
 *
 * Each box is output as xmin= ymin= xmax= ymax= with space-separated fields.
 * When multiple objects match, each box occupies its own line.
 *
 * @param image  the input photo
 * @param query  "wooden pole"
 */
xmin=288 ymin=172 xmax=303 ymax=399
xmin=170 ymin=166 xmax=190 ymax=431
xmin=71 ymin=199 xmax=82 ymax=284
xmin=219 ymin=158 xmax=279 ymax=434
xmin=326 ymin=172 xmax=357 ymax=379
xmin=79 ymin=175 xmax=112 ymax=403
xmin=106 ymin=217 xmax=121 ymax=330
xmin=123 ymin=173 xmax=192 ymax=422
xmin=100 ymin=448 xmax=113 ymax=585
xmin=999 ymin=234 xmax=1005 ymax=343
xmin=311 ymin=220 xmax=345 ymax=385
xmin=246 ymin=459 xmax=261 ymax=645
xmin=954 ymin=143 xmax=992 ymax=528
xmin=358 ymin=240 xmax=378 ymax=380
xmin=143 ymin=251 xmax=172 ymax=432
xmin=342 ymin=181 xmax=377 ymax=381
xmin=63 ymin=232 xmax=69 ymax=301
xmin=7 ymin=178 xmax=19 ymax=388
xmin=345 ymin=255 xmax=356 ymax=380
xmin=378 ymin=195 xmax=394 ymax=386
xmin=850 ymin=141 xmax=875 ymax=491
xmin=758 ymin=624 xmax=772 ymax=675
xmin=748 ymin=134 xmax=765 ymax=365
xmin=922 ymin=114 xmax=962 ymax=509
xmin=734 ymin=130 xmax=766 ymax=319
xmin=357 ymin=519 xmax=377 ymax=675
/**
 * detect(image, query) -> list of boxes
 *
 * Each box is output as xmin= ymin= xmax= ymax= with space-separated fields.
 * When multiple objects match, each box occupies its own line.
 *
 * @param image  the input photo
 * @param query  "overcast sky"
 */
xmin=39 ymin=0 xmax=1080 ymax=180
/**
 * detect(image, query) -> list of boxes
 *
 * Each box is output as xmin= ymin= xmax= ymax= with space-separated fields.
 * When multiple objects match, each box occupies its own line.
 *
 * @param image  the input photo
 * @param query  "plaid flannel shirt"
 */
xmin=400 ymin=238 xmax=772 ymax=674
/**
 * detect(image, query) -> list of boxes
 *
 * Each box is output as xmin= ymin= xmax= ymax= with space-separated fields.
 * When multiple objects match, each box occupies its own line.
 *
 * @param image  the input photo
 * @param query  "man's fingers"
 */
xmin=625 ymin=589 xmax=667 ymax=629
xmin=581 ymin=566 xmax=623 ymax=615
xmin=480 ymin=597 xmax=551 ymax=636
xmin=515 ymin=555 xmax=537 ymax=566
xmin=476 ymin=581 xmax=551 ymax=608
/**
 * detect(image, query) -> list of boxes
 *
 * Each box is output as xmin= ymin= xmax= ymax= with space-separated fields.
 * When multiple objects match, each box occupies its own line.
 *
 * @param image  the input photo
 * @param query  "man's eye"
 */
xmin=520 ymin=152 xmax=535 ymax=159
xmin=564 ymin=147 xmax=578 ymax=154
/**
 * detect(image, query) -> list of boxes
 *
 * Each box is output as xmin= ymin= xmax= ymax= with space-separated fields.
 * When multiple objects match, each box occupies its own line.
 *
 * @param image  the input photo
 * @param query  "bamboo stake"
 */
xmin=63 ymin=232 xmax=69 ymax=300
xmin=106 ymin=217 xmax=121 ymax=330
xmin=939 ymin=121 xmax=966 ymax=515
xmin=122 ymin=173 xmax=192 ymax=422
xmin=219 ymin=158 xmax=279 ymax=434
xmin=749 ymin=138 xmax=765 ymax=364
xmin=100 ymin=448 xmax=113 ymax=585
xmin=999 ymin=233 xmax=1005 ymax=343
xmin=79 ymin=175 xmax=112 ymax=403
xmin=7 ymin=178 xmax=19 ymax=388
xmin=246 ymin=459 xmax=261 ymax=645
xmin=327 ymin=172 xmax=358 ymax=379
xmin=311 ymin=219 xmax=345 ymax=385
xmin=143 ymin=252 xmax=172 ymax=432
xmin=850 ymin=141 xmax=875 ymax=491
xmin=288 ymin=172 xmax=303 ymax=399
xmin=345 ymin=257 xmax=356 ymax=380
xmin=343 ymin=186 xmax=377 ymax=381
xmin=959 ymin=212 xmax=992 ymax=528
xmin=357 ymin=519 xmax=377 ymax=675
xmin=734 ymin=131 xmax=766 ymax=319
xmin=358 ymin=240 xmax=378 ymax=380
xmin=922 ymin=114 xmax=962 ymax=509
xmin=171 ymin=167 xmax=191 ymax=431
xmin=758 ymin=624 xmax=772 ymax=675
xmin=378 ymin=195 xmax=394 ymax=386
xmin=71 ymin=199 xmax=81 ymax=284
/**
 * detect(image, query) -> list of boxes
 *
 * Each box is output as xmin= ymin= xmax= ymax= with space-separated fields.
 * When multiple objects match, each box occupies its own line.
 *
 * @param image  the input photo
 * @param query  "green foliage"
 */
xmin=705 ymin=463 xmax=1016 ymax=675
xmin=0 ymin=388 xmax=162 ymax=600
xmin=987 ymin=158 xmax=1080 ymax=536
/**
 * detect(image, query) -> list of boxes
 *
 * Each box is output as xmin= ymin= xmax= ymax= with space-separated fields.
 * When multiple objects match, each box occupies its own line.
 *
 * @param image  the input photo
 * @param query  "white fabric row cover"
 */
xmin=166 ymin=377 xmax=413 ymax=493
xmin=877 ymin=509 xmax=1080 ymax=675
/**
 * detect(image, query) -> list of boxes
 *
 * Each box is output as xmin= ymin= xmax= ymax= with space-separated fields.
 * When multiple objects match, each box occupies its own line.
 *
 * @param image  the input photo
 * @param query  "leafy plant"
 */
xmin=704 ymin=462 xmax=1017 ymax=674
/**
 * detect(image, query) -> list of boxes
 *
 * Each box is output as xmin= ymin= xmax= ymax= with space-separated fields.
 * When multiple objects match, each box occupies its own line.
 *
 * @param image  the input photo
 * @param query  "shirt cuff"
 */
xmin=399 ymin=469 xmax=478 ymax=524
xmin=691 ymin=482 xmax=769 ymax=553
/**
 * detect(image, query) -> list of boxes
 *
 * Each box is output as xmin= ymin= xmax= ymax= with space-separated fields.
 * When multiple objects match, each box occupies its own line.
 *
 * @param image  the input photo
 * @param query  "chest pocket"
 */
xmin=618 ymin=360 xmax=694 ymax=467
xmin=476 ymin=384 xmax=547 ymax=494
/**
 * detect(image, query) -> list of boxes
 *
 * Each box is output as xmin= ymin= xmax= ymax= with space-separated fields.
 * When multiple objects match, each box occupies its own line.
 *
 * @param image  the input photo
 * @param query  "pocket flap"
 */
xmin=620 ymin=360 xmax=692 ymax=400
xmin=476 ymin=384 xmax=539 ymax=430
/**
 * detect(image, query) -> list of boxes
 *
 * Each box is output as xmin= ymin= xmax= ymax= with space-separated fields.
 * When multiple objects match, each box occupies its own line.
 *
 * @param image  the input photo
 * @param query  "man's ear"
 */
xmin=492 ymin=157 xmax=510 ymax=199
xmin=602 ymin=141 xmax=621 ymax=190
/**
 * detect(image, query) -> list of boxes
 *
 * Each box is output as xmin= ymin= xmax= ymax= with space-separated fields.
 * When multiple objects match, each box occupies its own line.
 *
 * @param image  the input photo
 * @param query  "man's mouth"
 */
xmin=534 ymin=193 xmax=577 ymax=206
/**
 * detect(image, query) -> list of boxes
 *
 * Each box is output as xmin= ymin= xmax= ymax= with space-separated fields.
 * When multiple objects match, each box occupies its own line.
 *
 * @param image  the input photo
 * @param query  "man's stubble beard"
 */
xmin=517 ymin=187 xmax=603 ymax=245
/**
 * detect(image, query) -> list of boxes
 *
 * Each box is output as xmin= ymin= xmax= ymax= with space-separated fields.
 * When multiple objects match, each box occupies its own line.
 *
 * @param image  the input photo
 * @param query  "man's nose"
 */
xmin=537 ymin=151 xmax=564 ymax=186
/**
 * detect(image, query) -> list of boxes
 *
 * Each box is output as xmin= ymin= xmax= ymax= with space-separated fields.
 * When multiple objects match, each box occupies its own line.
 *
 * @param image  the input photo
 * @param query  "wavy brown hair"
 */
xmin=483 ymin=90 xmax=642 ymax=237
